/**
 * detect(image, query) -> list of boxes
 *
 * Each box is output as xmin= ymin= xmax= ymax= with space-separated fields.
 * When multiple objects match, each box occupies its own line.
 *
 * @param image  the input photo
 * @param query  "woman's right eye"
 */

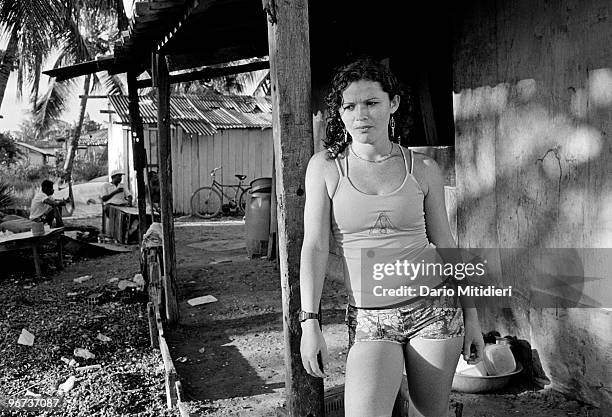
xmin=343 ymin=105 xmax=355 ymax=111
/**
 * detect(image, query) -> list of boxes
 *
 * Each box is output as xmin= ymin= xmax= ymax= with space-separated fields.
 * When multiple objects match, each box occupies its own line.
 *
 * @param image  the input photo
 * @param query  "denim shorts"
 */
xmin=345 ymin=294 xmax=464 ymax=347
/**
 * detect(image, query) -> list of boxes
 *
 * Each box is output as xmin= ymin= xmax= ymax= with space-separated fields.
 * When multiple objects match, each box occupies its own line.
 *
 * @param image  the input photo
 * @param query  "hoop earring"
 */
xmin=343 ymin=129 xmax=348 ymax=144
xmin=390 ymin=115 xmax=396 ymax=140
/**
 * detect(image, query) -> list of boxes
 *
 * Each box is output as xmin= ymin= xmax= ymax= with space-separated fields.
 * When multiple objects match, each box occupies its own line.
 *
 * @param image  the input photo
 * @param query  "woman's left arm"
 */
xmin=419 ymin=154 xmax=484 ymax=364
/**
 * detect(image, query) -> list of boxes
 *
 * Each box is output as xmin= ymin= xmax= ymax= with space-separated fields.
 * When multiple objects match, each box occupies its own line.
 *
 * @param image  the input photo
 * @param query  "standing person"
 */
xmin=101 ymin=169 xmax=133 ymax=209
xmin=29 ymin=179 xmax=69 ymax=227
xmin=299 ymin=58 xmax=485 ymax=417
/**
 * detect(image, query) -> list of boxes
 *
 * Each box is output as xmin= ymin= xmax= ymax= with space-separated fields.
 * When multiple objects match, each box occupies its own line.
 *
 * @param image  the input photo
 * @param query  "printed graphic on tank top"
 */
xmin=369 ymin=211 xmax=396 ymax=235
xmin=331 ymin=146 xmax=444 ymax=308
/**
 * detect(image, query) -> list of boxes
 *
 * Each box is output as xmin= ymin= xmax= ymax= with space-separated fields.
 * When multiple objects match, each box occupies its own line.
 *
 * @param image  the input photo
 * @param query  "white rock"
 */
xmin=132 ymin=274 xmax=145 ymax=288
xmin=96 ymin=333 xmax=111 ymax=342
xmin=58 ymin=376 xmax=76 ymax=393
xmin=17 ymin=329 xmax=35 ymax=346
xmin=73 ymin=275 xmax=92 ymax=284
xmin=118 ymin=279 xmax=138 ymax=291
xmin=187 ymin=295 xmax=218 ymax=306
xmin=73 ymin=348 xmax=95 ymax=360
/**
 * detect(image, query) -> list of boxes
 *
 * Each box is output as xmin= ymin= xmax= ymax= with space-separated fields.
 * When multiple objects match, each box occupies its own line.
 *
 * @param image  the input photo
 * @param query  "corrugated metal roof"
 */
xmin=79 ymin=129 xmax=107 ymax=146
xmin=107 ymin=93 xmax=272 ymax=135
xmin=177 ymin=120 xmax=216 ymax=136
xmin=108 ymin=95 xmax=158 ymax=125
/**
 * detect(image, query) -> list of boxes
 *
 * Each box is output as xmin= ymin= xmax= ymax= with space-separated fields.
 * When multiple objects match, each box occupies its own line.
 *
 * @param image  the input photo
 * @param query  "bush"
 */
xmin=0 ymin=132 xmax=21 ymax=166
xmin=72 ymin=159 xmax=107 ymax=182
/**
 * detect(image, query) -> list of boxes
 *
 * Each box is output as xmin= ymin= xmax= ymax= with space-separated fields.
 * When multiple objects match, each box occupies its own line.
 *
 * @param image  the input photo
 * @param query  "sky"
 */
xmin=0 ymin=70 xmax=109 ymax=136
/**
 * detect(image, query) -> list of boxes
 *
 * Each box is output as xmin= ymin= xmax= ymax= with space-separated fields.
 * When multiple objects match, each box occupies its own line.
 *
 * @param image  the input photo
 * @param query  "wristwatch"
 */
xmin=298 ymin=311 xmax=320 ymax=322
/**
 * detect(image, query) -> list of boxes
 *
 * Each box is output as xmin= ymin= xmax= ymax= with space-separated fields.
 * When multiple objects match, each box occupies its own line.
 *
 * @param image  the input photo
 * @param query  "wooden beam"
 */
xmin=265 ymin=1 xmax=323 ymax=416
xmin=166 ymin=45 xmax=268 ymax=72
xmin=127 ymin=70 xmax=149 ymax=244
xmin=136 ymin=59 xmax=269 ymax=88
xmin=153 ymin=52 xmax=180 ymax=324
xmin=156 ymin=0 xmax=211 ymax=52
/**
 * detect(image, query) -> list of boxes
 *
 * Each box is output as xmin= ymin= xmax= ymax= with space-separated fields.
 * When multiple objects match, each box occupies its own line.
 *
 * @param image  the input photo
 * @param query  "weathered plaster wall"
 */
xmin=453 ymin=0 xmax=612 ymax=409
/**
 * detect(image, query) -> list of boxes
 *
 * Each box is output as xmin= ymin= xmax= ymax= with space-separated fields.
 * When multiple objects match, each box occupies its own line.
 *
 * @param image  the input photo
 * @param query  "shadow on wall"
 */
xmin=453 ymin=68 xmax=612 ymax=408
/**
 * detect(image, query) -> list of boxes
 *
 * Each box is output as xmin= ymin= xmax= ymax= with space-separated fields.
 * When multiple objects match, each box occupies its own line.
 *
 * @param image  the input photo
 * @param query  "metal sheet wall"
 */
xmin=138 ymin=126 xmax=273 ymax=214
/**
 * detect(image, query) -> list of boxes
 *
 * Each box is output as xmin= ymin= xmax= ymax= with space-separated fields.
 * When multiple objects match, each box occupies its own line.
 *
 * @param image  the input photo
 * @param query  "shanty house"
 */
xmin=15 ymin=142 xmax=59 ymax=167
xmin=77 ymin=129 xmax=108 ymax=162
xmin=105 ymin=93 xmax=273 ymax=214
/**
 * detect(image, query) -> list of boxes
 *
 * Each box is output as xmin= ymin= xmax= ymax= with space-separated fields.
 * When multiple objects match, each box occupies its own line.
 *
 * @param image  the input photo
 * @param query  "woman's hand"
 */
xmin=462 ymin=312 xmax=485 ymax=364
xmin=300 ymin=320 xmax=329 ymax=378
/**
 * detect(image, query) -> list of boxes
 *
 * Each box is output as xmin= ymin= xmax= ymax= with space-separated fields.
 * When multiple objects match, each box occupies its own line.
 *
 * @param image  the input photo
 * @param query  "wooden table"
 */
xmin=104 ymin=205 xmax=158 ymax=244
xmin=0 ymin=227 xmax=65 ymax=278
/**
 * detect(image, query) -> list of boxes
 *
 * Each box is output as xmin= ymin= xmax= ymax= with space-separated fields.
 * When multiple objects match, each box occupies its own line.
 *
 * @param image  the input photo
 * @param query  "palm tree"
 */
xmin=0 ymin=0 xmax=58 ymax=109
xmin=34 ymin=2 xmax=125 ymax=178
xmin=0 ymin=0 xmax=124 ymax=182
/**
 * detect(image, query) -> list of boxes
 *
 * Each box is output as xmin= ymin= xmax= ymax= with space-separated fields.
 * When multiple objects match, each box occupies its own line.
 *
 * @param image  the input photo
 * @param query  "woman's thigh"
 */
xmin=344 ymin=341 xmax=405 ymax=417
xmin=404 ymin=336 xmax=463 ymax=417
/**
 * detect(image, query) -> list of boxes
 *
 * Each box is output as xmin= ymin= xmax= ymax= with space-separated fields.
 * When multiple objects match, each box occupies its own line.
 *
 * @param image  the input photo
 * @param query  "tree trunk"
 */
xmin=63 ymin=74 xmax=91 ymax=178
xmin=115 ymin=0 xmax=129 ymax=31
xmin=0 ymin=32 xmax=18 ymax=110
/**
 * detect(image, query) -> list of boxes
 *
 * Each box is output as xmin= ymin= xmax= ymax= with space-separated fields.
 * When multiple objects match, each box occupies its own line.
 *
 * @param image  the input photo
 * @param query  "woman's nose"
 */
xmin=356 ymin=104 xmax=369 ymax=119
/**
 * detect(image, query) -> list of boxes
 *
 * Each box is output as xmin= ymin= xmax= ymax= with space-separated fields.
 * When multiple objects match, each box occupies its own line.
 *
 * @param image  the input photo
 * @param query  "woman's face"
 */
xmin=339 ymin=79 xmax=399 ymax=144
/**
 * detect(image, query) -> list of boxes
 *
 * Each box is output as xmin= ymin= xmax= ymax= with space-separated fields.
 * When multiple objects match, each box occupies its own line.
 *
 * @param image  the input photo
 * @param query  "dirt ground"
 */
xmin=166 ymin=223 xmax=604 ymax=417
xmin=0 ymin=218 xmax=606 ymax=416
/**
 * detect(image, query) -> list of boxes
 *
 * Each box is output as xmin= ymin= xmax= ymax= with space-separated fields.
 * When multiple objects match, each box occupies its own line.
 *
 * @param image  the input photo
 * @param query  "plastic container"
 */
xmin=245 ymin=191 xmax=271 ymax=258
xmin=249 ymin=177 xmax=272 ymax=194
xmin=483 ymin=339 xmax=517 ymax=376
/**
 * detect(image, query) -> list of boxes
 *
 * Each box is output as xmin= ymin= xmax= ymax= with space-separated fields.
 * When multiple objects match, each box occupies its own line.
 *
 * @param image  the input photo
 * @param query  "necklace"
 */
xmin=350 ymin=142 xmax=394 ymax=163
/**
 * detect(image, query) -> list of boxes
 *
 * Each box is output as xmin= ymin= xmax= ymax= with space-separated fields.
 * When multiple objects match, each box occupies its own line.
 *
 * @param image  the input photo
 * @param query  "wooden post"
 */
xmin=264 ymin=1 xmax=323 ymax=415
xmin=268 ymin=152 xmax=278 ymax=260
xmin=127 ymin=70 xmax=148 ymax=243
xmin=153 ymin=52 xmax=179 ymax=324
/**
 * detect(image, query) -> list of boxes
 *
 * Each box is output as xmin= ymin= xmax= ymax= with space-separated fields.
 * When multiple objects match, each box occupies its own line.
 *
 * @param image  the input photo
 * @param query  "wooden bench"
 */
xmin=0 ymin=227 xmax=65 ymax=278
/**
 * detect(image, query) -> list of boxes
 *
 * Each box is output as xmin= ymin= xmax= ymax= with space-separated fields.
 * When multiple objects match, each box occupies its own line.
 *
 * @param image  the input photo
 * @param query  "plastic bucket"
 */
xmin=245 ymin=192 xmax=271 ymax=258
xmin=250 ymin=177 xmax=272 ymax=194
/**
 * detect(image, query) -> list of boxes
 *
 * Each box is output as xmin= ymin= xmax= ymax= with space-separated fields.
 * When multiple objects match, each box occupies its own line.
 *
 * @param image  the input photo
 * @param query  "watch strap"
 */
xmin=298 ymin=311 xmax=320 ymax=322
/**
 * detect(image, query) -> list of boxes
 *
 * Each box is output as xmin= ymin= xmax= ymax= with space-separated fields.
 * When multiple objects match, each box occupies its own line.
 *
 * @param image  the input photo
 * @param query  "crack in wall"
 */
xmin=535 ymin=147 xmax=563 ymax=218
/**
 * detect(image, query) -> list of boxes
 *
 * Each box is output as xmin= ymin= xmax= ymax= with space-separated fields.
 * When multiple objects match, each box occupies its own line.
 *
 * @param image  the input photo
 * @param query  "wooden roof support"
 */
xmin=136 ymin=59 xmax=269 ymax=88
xmin=127 ymin=70 xmax=149 ymax=244
xmin=265 ymin=0 xmax=323 ymax=416
xmin=153 ymin=52 xmax=180 ymax=324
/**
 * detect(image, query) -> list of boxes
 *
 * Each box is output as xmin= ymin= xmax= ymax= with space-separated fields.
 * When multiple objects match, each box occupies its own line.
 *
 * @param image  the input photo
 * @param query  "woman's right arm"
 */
xmin=299 ymin=152 xmax=332 ymax=378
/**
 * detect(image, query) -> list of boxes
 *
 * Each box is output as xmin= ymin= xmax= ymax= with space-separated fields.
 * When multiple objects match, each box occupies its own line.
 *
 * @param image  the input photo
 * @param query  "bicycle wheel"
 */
xmin=237 ymin=187 xmax=251 ymax=215
xmin=191 ymin=187 xmax=222 ymax=219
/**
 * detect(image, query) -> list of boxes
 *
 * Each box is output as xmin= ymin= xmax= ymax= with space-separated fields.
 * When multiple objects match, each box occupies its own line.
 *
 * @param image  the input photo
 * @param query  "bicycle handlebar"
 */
xmin=210 ymin=166 xmax=222 ymax=176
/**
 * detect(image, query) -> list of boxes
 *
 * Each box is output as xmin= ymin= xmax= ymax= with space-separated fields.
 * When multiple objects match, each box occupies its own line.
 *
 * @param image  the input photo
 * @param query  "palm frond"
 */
xmin=58 ymin=17 xmax=92 ymax=62
xmin=0 ymin=181 xmax=14 ymax=210
xmin=33 ymin=77 xmax=75 ymax=136
xmin=92 ymin=71 xmax=125 ymax=95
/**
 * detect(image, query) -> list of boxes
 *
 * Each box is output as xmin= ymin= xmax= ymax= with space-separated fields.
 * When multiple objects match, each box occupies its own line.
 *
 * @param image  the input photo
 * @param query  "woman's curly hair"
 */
xmin=324 ymin=58 xmax=402 ymax=159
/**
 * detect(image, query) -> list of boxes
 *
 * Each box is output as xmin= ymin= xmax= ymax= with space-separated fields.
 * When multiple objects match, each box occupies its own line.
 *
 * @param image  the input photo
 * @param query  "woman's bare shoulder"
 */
xmin=306 ymin=149 xmax=342 ymax=197
xmin=407 ymin=150 xmax=439 ymax=175
xmin=307 ymin=149 xmax=341 ymax=174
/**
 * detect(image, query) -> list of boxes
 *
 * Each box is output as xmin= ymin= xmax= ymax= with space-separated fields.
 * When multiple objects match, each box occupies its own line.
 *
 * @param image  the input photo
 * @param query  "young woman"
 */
xmin=299 ymin=58 xmax=485 ymax=417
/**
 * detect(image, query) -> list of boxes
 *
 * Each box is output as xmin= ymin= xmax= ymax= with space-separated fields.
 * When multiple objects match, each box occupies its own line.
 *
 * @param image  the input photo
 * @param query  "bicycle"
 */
xmin=190 ymin=166 xmax=251 ymax=219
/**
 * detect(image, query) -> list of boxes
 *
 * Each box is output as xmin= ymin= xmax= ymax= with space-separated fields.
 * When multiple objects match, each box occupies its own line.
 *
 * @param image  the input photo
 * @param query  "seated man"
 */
xmin=29 ymin=180 xmax=69 ymax=227
xmin=101 ymin=169 xmax=133 ymax=212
